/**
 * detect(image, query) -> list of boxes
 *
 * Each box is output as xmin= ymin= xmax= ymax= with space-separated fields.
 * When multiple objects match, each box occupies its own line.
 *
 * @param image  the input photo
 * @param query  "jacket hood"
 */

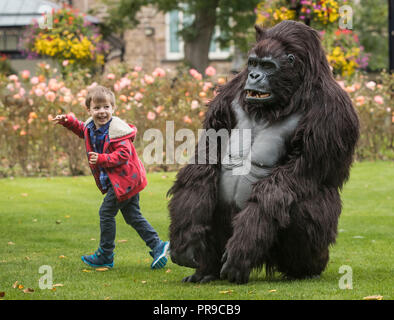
xmin=84 ymin=116 xmax=136 ymax=140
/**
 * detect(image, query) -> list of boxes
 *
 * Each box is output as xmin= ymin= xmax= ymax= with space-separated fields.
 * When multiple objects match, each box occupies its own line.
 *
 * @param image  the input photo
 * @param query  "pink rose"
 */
xmin=34 ymin=88 xmax=44 ymax=96
xmin=62 ymin=60 xmax=69 ymax=67
xmin=107 ymin=73 xmax=116 ymax=80
xmin=45 ymin=91 xmax=56 ymax=102
xmin=21 ymin=70 xmax=30 ymax=80
xmin=155 ymin=105 xmax=164 ymax=113
xmin=144 ymin=75 xmax=154 ymax=84
xmin=374 ymin=95 xmax=384 ymax=105
xmin=366 ymin=81 xmax=376 ymax=90
xmin=134 ymin=92 xmax=143 ymax=101
xmin=64 ymin=95 xmax=72 ymax=103
xmin=8 ymin=74 xmax=18 ymax=81
xmin=152 ymin=67 xmax=166 ymax=77
xmin=30 ymin=76 xmax=39 ymax=85
xmin=134 ymin=66 xmax=142 ymax=72
xmin=189 ymin=68 xmax=202 ymax=81
xmin=48 ymin=79 xmax=59 ymax=91
xmin=191 ymin=100 xmax=199 ymax=110
xmin=355 ymin=96 xmax=365 ymax=106
xmin=147 ymin=111 xmax=156 ymax=120
xmin=205 ymin=66 xmax=216 ymax=77
xmin=183 ymin=116 xmax=192 ymax=124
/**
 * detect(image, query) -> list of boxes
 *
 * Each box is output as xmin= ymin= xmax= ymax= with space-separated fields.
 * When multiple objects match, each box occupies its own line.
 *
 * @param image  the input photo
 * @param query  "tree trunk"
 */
xmin=183 ymin=2 xmax=218 ymax=73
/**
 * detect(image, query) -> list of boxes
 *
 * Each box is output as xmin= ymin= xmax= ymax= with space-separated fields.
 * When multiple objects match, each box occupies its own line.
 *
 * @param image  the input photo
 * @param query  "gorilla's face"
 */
xmin=244 ymin=52 xmax=297 ymax=108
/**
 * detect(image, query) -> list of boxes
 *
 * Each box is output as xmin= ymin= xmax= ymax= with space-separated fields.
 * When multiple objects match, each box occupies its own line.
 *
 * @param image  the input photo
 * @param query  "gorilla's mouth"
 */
xmin=245 ymin=89 xmax=271 ymax=100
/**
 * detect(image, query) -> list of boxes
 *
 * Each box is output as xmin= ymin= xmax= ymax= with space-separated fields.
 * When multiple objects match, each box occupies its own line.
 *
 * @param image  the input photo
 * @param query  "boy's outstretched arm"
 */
xmin=52 ymin=114 xmax=84 ymax=139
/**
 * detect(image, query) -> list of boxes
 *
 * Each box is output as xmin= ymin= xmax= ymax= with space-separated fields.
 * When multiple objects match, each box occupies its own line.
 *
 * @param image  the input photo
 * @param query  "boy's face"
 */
xmin=88 ymin=98 xmax=115 ymax=129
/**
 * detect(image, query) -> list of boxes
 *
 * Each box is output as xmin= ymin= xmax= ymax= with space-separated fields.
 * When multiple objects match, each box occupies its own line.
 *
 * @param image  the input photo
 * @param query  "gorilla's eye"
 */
xmin=248 ymin=59 xmax=258 ymax=68
xmin=287 ymin=54 xmax=295 ymax=64
xmin=260 ymin=61 xmax=277 ymax=70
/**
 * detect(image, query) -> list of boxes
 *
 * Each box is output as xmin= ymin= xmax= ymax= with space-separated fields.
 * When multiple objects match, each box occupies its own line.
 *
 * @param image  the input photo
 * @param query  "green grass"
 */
xmin=0 ymin=162 xmax=393 ymax=300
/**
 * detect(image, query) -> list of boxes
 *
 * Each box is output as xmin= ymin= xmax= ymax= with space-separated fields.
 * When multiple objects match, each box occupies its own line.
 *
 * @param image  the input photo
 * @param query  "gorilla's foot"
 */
xmin=182 ymin=273 xmax=217 ymax=283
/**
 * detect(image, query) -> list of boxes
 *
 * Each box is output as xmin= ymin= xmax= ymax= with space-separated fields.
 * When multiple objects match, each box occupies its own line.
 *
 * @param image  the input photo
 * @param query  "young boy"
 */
xmin=52 ymin=85 xmax=169 ymax=269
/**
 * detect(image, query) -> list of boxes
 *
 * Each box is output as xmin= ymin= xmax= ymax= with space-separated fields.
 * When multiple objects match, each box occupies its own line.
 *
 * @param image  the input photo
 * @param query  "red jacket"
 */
xmin=62 ymin=114 xmax=147 ymax=202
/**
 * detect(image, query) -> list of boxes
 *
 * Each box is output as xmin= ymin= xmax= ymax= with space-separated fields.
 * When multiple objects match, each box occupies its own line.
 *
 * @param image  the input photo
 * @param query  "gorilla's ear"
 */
xmin=255 ymin=25 xmax=266 ymax=42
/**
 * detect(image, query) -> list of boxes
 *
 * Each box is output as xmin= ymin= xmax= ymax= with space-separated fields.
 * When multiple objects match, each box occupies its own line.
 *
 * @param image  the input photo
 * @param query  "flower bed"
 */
xmin=0 ymin=63 xmax=392 ymax=177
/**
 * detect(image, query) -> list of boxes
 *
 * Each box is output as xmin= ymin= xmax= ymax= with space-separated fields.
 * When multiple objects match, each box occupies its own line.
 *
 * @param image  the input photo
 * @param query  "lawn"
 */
xmin=0 ymin=161 xmax=393 ymax=300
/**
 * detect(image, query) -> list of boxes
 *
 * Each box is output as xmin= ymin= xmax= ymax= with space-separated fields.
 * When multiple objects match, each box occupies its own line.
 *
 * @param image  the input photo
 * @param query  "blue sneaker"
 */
xmin=81 ymin=248 xmax=114 ymax=268
xmin=150 ymin=241 xmax=170 ymax=269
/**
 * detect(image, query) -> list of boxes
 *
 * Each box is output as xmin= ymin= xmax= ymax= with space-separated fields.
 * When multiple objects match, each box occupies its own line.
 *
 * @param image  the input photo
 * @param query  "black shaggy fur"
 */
xmin=167 ymin=20 xmax=359 ymax=284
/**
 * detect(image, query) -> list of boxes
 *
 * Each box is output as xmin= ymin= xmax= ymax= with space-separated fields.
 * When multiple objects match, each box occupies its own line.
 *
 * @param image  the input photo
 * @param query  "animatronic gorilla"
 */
xmin=168 ymin=20 xmax=359 ymax=284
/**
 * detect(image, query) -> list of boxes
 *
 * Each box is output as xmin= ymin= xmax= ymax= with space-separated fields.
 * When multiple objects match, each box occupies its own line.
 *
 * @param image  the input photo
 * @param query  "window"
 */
xmin=165 ymin=10 xmax=232 ymax=61
xmin=0 ymin=29 xmax=21 ymax=51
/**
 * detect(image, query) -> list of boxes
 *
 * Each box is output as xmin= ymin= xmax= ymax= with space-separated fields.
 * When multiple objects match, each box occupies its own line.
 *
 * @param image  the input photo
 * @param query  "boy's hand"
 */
xmin=52 ymin=115 xmax=68 ymax=124
xmin=88 ymin=152 xmax=99 ymax=165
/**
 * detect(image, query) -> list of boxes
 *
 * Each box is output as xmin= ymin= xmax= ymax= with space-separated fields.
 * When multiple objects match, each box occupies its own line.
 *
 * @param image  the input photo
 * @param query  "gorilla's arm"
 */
xmin=221 ymin=89 xmax=359 ymax=283
xmin=168 ymin=74 xmax=242 ymax=268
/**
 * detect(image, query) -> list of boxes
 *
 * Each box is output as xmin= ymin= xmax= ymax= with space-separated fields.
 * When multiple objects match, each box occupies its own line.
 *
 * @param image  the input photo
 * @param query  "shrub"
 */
xmin=339 ymin=72 xmax=394 ymax=160
xmin=0 ymin=62 xmax=392 ymax=178
xmin=0 ymin=63 xmax=222 ymax=177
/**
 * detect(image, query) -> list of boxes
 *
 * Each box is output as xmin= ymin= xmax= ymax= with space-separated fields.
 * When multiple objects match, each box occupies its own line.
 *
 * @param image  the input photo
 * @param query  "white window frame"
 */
xmin=165 ymin=10 xmax=232 ymax=61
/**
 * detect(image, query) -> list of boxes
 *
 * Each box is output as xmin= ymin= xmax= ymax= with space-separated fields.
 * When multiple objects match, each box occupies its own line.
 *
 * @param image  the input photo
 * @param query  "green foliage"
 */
xmin=0 ymin=162 xmax=393 ymax=300
xmin=100 ymin=0 xmax=260 ymax=52
xmin=353 ymin=0 xmax=389 ymax=71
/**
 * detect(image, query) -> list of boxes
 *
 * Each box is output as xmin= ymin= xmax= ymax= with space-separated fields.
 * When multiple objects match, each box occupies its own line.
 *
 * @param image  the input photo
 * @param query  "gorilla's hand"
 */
xmin=170 ymin=240 xmax=206 ymax=269
xmin=220 ymin=250 xmax=251 ymax=284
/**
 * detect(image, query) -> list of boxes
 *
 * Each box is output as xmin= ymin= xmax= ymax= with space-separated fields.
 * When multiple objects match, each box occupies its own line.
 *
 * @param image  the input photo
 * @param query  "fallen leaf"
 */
xmin=7 ymin=242 xmax=15 ymax=245
xmin=363 ymin=295 xmax=383 ymax=300
xmin=95 ymin=267 xmax=109 ymax=272
xmin=166 ymin=269 xmax=171 ymax=273
xmin=59 ymin=255 xmax=66 ymax=259
xmin=21 ymin=193 xmax=28 ymax=197
xmin=18 ymin=284 xmax=24 ymax=290
xmin=12 ymin=281 xmax=18 ymax=288
xmin=219 ymin=290 xmax=233 ymax=294
xmin=82 ymin=269 xmax=92 ymax=272
xmin=52 ymin=283 xmax=64 ymax=287
xmin=104 ymin=297 xmax=111 ymax=300
xmin=0 ymin=292 xmax=5 ymax=297
xmin=23 ymin=288 xmax=34 ymax=294
xmin=51 ymin=287 xmax=56 ymax=292
xmin=25 ymin=256 xmax=30 ymax=260
xmin=32 ymin=219 xmax=38 ymax=223
xmin=90 ymin=238 xmax=96 ymax=241
xmin=117 ymin=239 xmax=127 ymax=243
xmin=65 ymin=215 xmax=71 ymax=218
xmin=268 ymin=289 xmax=277 ymax=293
xmin=141 ymin=280 xmax=147 ymax=284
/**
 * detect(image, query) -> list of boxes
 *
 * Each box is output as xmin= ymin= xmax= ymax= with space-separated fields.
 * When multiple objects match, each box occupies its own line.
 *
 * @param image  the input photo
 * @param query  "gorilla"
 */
xmin=167 ymin=20 xmax=359 ymax=284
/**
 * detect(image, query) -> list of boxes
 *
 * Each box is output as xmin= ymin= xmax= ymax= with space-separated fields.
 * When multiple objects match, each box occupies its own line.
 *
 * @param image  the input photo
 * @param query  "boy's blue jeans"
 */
xmin=98 ymin=186 xmax=160 ymax=256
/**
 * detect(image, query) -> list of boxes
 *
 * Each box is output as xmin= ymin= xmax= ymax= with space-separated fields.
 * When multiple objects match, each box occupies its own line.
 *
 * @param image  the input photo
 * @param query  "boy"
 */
xmin=52 ymin=85 xmax=169 ymax=269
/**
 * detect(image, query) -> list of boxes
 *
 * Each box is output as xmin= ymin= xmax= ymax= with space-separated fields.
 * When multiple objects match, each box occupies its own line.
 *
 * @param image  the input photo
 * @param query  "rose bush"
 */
xmin=0 ymin=62 xmax=392 ymax=177
xmin=0 ymin=63 xmax=224 ymax=177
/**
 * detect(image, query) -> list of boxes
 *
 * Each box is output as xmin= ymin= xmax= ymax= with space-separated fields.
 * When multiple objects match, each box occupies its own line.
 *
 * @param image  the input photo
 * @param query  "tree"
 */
xmin=100 ymin=0 xmax=260 ymax=73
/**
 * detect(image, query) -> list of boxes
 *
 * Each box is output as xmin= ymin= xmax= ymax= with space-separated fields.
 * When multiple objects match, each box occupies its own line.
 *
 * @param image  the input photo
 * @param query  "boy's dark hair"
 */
xmin=85 ymin=85 xmax=116 ymax=109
